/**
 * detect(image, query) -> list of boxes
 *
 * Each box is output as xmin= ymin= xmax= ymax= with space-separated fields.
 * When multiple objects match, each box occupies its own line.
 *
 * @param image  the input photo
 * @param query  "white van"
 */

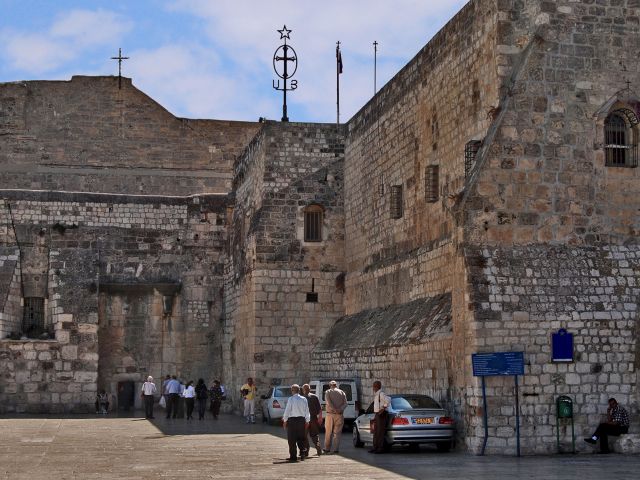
xmin=309 ymin=378 xmax=360 ymax=423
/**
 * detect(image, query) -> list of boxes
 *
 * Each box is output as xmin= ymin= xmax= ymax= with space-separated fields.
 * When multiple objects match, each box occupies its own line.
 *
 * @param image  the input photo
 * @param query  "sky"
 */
xmin=0 ymin=0 xmax=468 ymax=123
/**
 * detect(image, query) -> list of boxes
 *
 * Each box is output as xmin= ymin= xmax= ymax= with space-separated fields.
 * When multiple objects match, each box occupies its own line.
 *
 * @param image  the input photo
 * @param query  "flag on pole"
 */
xmin=336 ymin=45 xmax=343 ymax=74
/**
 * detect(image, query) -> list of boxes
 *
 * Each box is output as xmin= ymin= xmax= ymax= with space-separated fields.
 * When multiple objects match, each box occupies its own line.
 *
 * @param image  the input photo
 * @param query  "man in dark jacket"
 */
xmin=302 ymin=383 xmax=323 ymax=457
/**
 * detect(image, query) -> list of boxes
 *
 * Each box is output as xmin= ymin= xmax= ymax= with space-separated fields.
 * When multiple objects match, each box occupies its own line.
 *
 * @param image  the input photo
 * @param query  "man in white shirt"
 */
xmin=282 ymin=384 xmax=310 ymax=462
xmin=141 ymin=376 xmax=157 ymax=419
xmin=369 ymin=380 xmax=391 ymax=454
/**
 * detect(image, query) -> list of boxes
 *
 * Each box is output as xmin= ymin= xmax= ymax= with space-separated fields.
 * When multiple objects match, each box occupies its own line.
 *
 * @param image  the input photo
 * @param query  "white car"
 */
xmin=309 ymin=378 xmax=360 ymax=424
xmin=260 ymin=386 xmax=292 ymax=424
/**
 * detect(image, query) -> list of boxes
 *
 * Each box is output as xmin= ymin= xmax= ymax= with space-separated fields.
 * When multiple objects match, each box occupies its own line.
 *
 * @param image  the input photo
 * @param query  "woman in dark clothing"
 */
xmin=195 ymin=378 xmax=208 ymax=420
xmin=209 ymin=380 xmax=224 ymax=419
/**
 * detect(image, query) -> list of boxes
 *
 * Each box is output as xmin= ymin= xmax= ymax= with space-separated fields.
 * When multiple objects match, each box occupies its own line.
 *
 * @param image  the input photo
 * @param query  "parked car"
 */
xmin=309 ymin=378 xmax=360 ymax=424
xmin=352 ymin=394 xmax=455 ymax=452
xmin=260 ymin=386 xmax=292 ymax=424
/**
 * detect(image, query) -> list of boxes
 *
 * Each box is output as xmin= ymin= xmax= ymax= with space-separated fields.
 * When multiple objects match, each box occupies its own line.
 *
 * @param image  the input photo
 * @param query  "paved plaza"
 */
xmin=0 ymin=413 xmax=638 ymax=480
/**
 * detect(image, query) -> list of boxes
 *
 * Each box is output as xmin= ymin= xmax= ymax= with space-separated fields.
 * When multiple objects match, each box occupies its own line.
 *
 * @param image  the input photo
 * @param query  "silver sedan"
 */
xmin=353 ymin=394 xmax=455 ymax=452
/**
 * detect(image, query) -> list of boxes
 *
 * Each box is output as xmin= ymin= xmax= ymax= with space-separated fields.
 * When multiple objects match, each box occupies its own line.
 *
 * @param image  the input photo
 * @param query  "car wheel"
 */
xmin=352 ymin=426 xmax=364 ymax=448
xmin=436 ymin=441 xmax=452 ymax=453
xmin=383 ymin=437 xmax=392 ymax=452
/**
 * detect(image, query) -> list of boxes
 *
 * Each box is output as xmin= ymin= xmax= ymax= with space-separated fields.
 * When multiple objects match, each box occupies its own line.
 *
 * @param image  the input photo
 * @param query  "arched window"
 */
xmin=304 ymin=205 xmax=323 ymax=242
xmin=604 ymin=109 xmax=638 ymax=167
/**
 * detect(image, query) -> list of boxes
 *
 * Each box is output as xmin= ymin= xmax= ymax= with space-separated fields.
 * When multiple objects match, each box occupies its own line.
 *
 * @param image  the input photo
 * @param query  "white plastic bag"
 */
xmin=159 ymin=395 xmax=166 ymax=408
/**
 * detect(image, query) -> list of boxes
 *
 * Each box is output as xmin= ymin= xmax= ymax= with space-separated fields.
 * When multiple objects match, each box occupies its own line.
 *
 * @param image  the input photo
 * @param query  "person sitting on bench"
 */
xmin=95 ymin=390 xmax=110 ymax=414
xmin=584 ymin=398 xmax=629 ymax=453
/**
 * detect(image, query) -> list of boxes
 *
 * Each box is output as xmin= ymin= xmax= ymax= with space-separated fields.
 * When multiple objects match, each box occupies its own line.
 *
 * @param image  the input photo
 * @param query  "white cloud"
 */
xmin=0 ymin=9 xmax=132 ymax=75
xmin=50 ymin=9 xmax=133 ymax=46
xmin=0 ymin=32 xmax=75 ymax=74
xmin=165 ymin=0 xmax=469 ymax=121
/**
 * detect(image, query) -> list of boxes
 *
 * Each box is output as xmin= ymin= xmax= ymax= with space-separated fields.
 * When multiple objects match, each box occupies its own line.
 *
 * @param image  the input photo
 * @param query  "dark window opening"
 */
xmin=22 ymin=297 xmax=45 ymax=338
xmin=425 ymin=165 xmax=440 ymax=203
xmin=465 ymin=140 xmax=482 ymax=177
xmin=304 ymin=205 xmax=323 ymax=242
xmin=306 ymin=292 xmax=318 ymax=303
xmin=390 ymin=185 xmax=403 ymax=219
xmin=605 ymin=111 xmax=638 ymax=168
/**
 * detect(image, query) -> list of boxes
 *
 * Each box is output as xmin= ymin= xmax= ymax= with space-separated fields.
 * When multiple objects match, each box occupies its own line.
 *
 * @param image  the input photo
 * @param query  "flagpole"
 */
xmin=336 ymin=41 xmax=340 ymax=126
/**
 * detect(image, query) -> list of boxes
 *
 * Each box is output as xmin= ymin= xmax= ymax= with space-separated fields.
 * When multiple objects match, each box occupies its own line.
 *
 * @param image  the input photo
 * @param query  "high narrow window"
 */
xmin=465 ymin=140 xmax=482 ymax=177
xmin=304 ymin=205 xmax=323 ymax=242
xmin=390 ymin=185 xmax=403 ymax=219
xmin=604 ymin=110 xmax=638 ymax=168
xmin=23 ymin=297 xmax=45 ymax=337
xmin=425 ymin=165 xmax=439 ymax=203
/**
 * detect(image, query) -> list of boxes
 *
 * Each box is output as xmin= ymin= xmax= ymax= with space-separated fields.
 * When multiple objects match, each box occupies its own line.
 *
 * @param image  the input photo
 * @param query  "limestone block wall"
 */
xmin=223 ymin=122 xmax=345 ymax=406
xmin=464 ymin=0 xmax=640 ymax=246
xmin=465 ymin=244 xmax=639 ymax=454
xmin=0 ymin=190 xmax=228 ymax=413
xmin=0 ymin=76 xmax=260 ymax=195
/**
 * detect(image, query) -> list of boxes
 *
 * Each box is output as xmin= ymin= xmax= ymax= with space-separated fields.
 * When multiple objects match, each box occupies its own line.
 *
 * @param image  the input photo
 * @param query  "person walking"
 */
xmin=282 ymin=384 xmax=310 ymax=463
xmin=183 ymin=380 xmax=196 ymax=420
xmin=141 ymin=376 xmax=157 ymax=419
xmin=195 ymin=378 xmax=208 ymax=420
xmin=302 ymin=383 xmax=323 ymax=457
xmin=323 ymin=380 xmax=347 ymax=454
xmin=369 ymin=380 xmax=391 ymax=453
xmin=584 ymin=397 xmax=630 ymax=453
xmin=209 ymin=380 xmax=224 ymax=419
xmin=240 ymin=377 xmax=257 ymax=424
xmin=164 ymin=375 xmax=181 ymax=419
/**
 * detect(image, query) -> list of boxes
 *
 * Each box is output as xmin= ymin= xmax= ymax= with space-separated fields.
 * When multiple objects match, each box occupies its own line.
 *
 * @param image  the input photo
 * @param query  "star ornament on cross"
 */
xmin=278 ymin=25 xmax=292 ymax=40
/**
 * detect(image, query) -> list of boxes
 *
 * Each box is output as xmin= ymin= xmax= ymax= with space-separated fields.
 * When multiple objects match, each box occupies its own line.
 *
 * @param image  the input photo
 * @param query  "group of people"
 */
xmin=280 ymin=379 xmax=390 ymax=462
xmin=160 ymin=375 xmax=226 ymax=420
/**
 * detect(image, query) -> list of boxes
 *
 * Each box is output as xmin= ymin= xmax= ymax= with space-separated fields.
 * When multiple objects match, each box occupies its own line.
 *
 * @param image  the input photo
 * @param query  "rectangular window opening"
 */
xmin=465 ymin=140 xmax=482 ymax=177
xmin=22 ymin=297 xmax=45 ymax=338
xmin=390 ymin=185 xmax=403 ymax=219
xmin=306 ymin=292 xmax=318 ymax=303
xmin=425 ymin=165 xmax=440 ymax=203
xmin=304 ymin=210 xmax=323 ymax=242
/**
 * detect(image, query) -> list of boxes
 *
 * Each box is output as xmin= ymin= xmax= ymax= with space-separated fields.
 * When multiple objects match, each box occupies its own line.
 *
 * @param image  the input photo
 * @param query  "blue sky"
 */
xmin=0 ymin=0 xmax=468 ymax=123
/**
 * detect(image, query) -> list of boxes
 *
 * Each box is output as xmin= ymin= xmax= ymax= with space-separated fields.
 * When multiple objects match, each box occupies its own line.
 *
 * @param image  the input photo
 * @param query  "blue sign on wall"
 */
xmin=472 ymin=352 xmax=524 ymax=376
xmin=551 ymin=329 xmax=573 ymax=362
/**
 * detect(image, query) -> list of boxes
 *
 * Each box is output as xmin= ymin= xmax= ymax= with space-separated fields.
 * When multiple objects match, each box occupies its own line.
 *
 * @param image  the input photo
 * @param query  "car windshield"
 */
xmin=391 ymin=395 xmax=441 ymax=410
xmin=274 ymin=387 xmax=292 ymax=398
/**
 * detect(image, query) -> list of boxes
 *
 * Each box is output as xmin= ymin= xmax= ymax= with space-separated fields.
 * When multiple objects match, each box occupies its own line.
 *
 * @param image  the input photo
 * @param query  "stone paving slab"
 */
xmin=0 ymin=414 xmax=639 ymax=480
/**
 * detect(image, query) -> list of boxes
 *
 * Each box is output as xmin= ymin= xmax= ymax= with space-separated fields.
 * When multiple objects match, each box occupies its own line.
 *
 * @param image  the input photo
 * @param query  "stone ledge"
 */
xmin=612 ymin=434 xmax=640 ymax=454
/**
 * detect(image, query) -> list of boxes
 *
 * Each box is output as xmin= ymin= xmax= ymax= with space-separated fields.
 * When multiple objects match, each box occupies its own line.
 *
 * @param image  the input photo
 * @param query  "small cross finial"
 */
xmin=110 ymin=47 xmax=130 ymax=89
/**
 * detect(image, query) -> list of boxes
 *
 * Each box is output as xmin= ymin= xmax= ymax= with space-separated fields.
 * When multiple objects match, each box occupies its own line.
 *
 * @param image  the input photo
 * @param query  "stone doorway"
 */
xmin=117 ymin=381 xmax=135 ymax=411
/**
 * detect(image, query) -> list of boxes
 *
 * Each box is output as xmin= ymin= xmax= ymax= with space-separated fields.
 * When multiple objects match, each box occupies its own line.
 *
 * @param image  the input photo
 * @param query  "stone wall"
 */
xmin=0 ymin=76 xmax=259 ymax=195
xmin=0 ymin=190 xmax=228 ymax=413
xmin=466 ymin=244 xmax=640 ymax=454
xmin=223 ymin=122 xmax=345 ymax=405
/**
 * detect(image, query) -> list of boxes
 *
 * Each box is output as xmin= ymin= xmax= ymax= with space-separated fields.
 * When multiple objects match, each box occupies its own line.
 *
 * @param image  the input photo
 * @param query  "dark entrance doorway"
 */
xmin=117 ymin=381 xmax=135 ymax=411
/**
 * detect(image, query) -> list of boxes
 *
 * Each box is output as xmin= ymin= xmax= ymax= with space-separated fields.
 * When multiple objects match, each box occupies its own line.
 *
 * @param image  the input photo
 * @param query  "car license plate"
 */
xmin=413 ymin=417 xmax=433 ymax=425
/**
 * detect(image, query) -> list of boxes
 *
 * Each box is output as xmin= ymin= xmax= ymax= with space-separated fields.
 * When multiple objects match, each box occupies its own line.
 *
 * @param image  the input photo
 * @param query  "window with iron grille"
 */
xmin=23 ymin=297 xmax=45 ymax=336
xmin=465 ymin=140 xmax=482 ymax=177
xmin=425 ymin=165 xmax=439 ymax=203
xmin=390 ymin=185 xmax=403 ymax=219
xmin=605 ymin=111 xmax=638 ymax=168
xmin=304 ymin=205 xmax=323 ymax=242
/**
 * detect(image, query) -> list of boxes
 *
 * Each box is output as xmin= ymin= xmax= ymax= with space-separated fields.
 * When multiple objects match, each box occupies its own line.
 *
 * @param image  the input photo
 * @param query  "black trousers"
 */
xmin=210 ymin=399 xmax=221 ymax=418
xmin=166 ymin=393 xmax=180 ymax=418
xmin=143 ymin=395 xmax=154 ymax=418
xmin=303 ymin=417 xmax=321 ymax=454
xmin=594 ymin=423 xmax=628 ymax=452
xmin=373 ymin=410 xmax=388 ymax=452
xmin=286 ymin=417 xmax=306 ymax=460
xmin=185 ymin=398 xmax=195 ymax=419
xmin=95 ymin=400 xmax=109 ymax=412
xmin=197 ymin=398 xmax=207 ymax=419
